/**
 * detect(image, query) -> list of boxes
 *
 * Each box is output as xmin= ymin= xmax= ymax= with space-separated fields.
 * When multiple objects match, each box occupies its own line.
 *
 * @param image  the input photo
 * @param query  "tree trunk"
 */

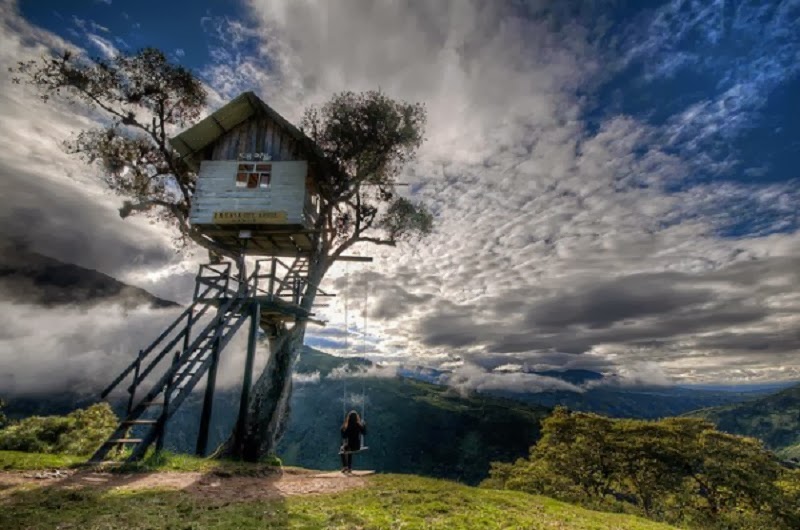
xmin=216 ymin=256 xmax=328 ymax=461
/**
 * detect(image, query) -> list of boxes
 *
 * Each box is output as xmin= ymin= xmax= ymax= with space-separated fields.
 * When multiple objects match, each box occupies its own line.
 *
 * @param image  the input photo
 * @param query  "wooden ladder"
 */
xmin=89 ymin=266 xmax=254 ymax=463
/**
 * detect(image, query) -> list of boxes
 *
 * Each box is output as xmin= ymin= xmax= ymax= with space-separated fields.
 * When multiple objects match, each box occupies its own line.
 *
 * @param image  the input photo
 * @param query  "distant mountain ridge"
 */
xmin=396 ymin=363 xmax=764 ymax=419
xmin=687 ymin=383 xmax=800 ymax=456
xmin=0 ymin=240 xmax=177 ymax=309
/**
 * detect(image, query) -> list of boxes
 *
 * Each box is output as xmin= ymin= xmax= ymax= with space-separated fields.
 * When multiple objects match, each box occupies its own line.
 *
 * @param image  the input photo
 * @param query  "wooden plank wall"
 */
xmin=211 ymin=116 xmax=301 ymax=162
xmin=190 ymin=160 xmax=308 ymax=225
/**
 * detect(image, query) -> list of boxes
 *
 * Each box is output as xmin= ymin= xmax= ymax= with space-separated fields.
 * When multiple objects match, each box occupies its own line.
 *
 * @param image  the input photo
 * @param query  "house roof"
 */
xmin=169 ymin=91 xmax=325 ymax=170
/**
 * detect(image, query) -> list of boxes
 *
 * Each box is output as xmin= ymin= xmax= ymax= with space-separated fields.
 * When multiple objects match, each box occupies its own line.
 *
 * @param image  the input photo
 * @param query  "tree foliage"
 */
xmin=484 ymin=407 xmax=800 ymax=530
xmin=0 ymin=403 xmax=118 ymax=456
xmin=0 ymin=399 xmax=7 ymax=430
xmin=11 ymin=48 xmax=206 ymax=247
xmin=301 ymin=90 xmax=432 ymax=263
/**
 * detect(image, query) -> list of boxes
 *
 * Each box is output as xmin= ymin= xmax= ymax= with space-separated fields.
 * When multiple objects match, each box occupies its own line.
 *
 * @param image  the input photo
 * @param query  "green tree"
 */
xmin=485 ymin=409 xmax=800 ymax=529
xmin=12 ymin=48 xmax=432 ymax=460
xmin=0 ymin=399 xmax=7 ymax=429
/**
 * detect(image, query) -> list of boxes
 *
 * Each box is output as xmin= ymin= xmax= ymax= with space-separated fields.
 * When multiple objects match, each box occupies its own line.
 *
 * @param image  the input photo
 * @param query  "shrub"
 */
xmin=0 ymin=402 xmax=117 ymax=456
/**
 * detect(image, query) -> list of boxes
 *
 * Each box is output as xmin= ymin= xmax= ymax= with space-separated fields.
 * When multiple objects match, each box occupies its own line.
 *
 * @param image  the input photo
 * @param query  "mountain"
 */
xmin=687 ymin=383 xmax=800 ymax=454
xmin=490 ymin=385 xmax=764 ymax=420
xmin=0 ymin=240 xmax=177 ymax=309
xmin=530 ymin=369 xmax=605 ymax=386
xmin=397 ymin=364 xmax=768 ymax=419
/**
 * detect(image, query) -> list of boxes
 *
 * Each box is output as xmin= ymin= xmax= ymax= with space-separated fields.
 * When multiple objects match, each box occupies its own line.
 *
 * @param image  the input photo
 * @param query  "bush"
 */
xmin=0 ymin=402 xmax=117 ymax=456
xmin=0 ymin=399 xmax=7 ymax=429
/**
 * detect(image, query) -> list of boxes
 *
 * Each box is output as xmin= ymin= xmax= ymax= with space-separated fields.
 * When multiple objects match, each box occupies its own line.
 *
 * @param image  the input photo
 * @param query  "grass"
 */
xmin=0 ymin=451 xmax=680 ymax=529
xmin=0 ymin=450 xmax=281 ymax=475
xmin=0 ymin=450 xmax=84 ymax=470
xmin=778 ymin=442 xmax=800 ymax=461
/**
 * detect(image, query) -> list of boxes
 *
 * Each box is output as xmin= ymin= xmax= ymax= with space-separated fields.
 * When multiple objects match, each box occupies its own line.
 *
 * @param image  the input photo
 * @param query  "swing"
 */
xmin=338 ymin=263 xmax=369 ymax=456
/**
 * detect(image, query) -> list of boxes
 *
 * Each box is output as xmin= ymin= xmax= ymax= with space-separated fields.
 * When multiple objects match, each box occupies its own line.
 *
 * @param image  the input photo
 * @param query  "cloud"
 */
xmin=292 ymin=371 xmax=320 ymax=385
xmin=234 ymin=0 xmax=800 ymax=383
xmin=0 ymin=1 xmax=207 ymax=392
xmin=86 ymin=33 xmax=117 ymax=59
xmin=328 ymin=364 xmax=397 ymax=380
xmin=0 ymin=296 xmax=264 ymax=396
xmin=1 ymin=0 xmax=799 ymax=393
xmin=443 ymin=362 xmax=586 ymax=395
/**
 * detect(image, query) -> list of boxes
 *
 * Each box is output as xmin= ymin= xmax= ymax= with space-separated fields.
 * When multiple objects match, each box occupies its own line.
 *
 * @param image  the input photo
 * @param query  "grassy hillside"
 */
xmin=779 ymin=442 xmax=800 ymax=460
xmin=0 ymin=451 xmax=679 ymax=530
xmin=688 ymin=383 xmax=800 ymax=451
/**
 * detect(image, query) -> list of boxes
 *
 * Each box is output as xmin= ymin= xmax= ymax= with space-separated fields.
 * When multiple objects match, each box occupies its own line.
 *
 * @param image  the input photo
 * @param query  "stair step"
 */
xmin=108 ymin=438 xmax=143 ymax=444
xmin=122 ymin=420 xmax=157 ymax=425
xmin=143 ymin=401 xmax=164 ymax=406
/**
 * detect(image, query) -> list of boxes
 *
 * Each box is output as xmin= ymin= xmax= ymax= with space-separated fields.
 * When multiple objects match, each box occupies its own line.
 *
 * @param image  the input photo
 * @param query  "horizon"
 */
xmin=1 ymin=0 xmax=799 ymax=396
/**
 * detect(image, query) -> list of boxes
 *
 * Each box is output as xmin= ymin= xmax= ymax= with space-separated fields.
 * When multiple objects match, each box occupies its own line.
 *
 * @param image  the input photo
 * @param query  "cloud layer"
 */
xmin=1 ymin=0 xmax=799 ymax=396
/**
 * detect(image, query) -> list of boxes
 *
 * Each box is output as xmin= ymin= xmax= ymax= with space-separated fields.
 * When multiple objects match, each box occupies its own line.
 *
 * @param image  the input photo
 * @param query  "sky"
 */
xmin=0 ymin=0 xmax=799 ymax=395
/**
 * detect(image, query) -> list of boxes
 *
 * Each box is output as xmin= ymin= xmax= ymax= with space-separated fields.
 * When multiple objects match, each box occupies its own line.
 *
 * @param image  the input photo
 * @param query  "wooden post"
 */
xmin=268 ymin=258 xmax=277 ymax=296
xmin=195 ymin=309 xmax=223 ymax=456
xmin=156 ymin=350 xmax=180 ymax=453
xmin=126 ymin=350 xmax=143 ymax=416
xmin=234 ymin=301 xmax=260 ymax=455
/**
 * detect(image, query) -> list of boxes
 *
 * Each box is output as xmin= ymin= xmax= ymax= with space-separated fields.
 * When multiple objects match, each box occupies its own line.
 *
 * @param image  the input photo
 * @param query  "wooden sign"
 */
xmin=213 ymin=211 xmax=288 ymax=224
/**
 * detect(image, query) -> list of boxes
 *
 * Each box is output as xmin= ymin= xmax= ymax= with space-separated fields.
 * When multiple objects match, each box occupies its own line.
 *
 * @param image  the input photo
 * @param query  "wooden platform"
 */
xmin=195 ymin=224 xmax=315 ymax=257
xmin=311 ymin=470 xmax=376 ymax=478
xmin=196 ymin=295 xmax=310 ymax=318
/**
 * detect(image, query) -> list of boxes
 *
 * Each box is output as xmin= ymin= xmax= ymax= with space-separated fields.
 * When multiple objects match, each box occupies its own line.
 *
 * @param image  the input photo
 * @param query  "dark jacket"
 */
xmin=341 ymin=421 xmax=366 ymax=451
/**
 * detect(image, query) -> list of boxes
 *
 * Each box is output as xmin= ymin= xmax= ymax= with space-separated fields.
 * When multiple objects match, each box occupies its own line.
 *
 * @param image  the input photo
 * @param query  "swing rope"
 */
xmin=361 ymin=275 xmax=367 ymax=421
xmin=342 ymin=262 xmax=349 ymax=419
xmin=339 ymin=263 xmax=370 ymax=455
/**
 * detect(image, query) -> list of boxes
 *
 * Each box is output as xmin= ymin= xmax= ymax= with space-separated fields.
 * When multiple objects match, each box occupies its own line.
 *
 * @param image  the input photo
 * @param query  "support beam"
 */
xmin=332 ymin=256 xmax=374 ymax=262
xmin=156 ymin=350 xmax=180 ymax=453
xmin=195 ymin=309 xmax=223 ymax=456
xmin=234 ymin=301 xmax=260 ymax=455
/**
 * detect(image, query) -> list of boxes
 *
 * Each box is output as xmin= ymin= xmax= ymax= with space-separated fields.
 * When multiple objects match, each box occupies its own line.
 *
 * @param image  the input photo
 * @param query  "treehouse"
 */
xmin=170 ymin=91 xmax=328 ymax=257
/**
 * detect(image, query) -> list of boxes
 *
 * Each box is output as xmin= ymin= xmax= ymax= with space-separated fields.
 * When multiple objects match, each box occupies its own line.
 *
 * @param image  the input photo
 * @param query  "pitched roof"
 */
xmin=169 ymin=91 xmax=324 ymax=170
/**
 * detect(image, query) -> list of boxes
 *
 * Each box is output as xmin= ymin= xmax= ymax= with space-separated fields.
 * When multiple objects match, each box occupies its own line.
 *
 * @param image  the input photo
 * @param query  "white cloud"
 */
xmin=444 ymin=362 xmax=586 ymax=395
xmin=0 ymin=0 xmax=798 ymax=395
xmin=238 ymin=0 xmax=800 ymax=384
xmin=86 ymin=33 xmax=117 ymax=59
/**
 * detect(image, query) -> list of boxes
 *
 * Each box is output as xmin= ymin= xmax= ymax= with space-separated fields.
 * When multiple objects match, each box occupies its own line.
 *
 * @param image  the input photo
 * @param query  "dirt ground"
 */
xmin=0 ymin=467 xmax=372 ymax=503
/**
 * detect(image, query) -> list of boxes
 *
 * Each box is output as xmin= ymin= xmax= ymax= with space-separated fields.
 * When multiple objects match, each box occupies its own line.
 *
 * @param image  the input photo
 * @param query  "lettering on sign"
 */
xmin=238 ymin=152 xmax=272 ymax=161
xmin=212 ymin=211 xmax=288 ymax=224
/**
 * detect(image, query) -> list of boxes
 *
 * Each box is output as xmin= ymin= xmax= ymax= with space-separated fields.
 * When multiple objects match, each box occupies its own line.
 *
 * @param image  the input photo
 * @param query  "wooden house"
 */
xmin=170 ymin=92 xmax=328 ymax=257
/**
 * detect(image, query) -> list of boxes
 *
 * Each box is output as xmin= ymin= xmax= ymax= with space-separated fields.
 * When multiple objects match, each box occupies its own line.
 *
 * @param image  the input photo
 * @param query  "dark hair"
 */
xmin=342 ymin=410 xmax=361 ymax=430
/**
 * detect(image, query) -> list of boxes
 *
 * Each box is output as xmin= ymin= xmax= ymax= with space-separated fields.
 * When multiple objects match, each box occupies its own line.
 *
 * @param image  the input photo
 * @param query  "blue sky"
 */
xmin=2 ymin=0 xmax=800 ymax=393
xmin=19 ymin=0 xmax=242 ymax=66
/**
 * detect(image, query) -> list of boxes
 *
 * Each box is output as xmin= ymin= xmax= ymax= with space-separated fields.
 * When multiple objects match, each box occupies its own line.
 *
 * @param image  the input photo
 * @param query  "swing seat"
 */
xmin=339 ymin=447 xmax=369 ymax=455
xmin=339 ymin=444 xmax=369 ymax=455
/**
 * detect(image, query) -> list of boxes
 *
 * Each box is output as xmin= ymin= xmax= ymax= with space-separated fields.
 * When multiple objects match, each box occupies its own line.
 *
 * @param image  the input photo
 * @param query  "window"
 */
xmin=257 ymin=163 xmax=271 ymax=189
xmin=235 ymin=163 xmax=271 ymax=189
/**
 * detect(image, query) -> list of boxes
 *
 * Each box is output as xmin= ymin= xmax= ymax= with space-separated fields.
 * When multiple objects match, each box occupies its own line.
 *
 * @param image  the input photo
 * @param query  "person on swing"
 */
xmin=340 ymin=410 xmax=366 ymax=473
